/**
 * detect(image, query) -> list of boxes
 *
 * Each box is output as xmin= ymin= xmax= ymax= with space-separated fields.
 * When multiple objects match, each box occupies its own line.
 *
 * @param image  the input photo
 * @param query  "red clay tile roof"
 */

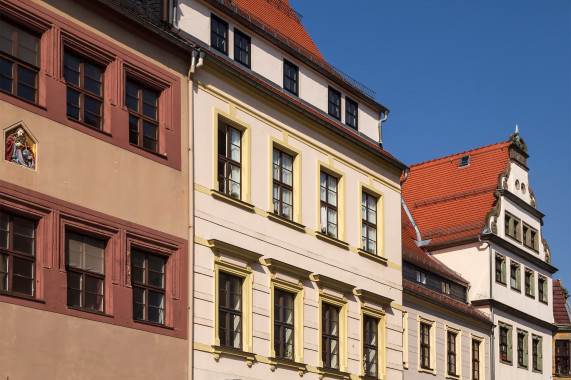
xmin=403 ymin=279 xmax=492 ymax=325
xmin=232 ymin=0 xmax=324 ymax=61
xmin=554 ymin=279 xmax=571 ymax=324
xmin=402 ymin=209 xmax=469 ymax=285
xmin=402 ymin=141 xmax=511 ymax=246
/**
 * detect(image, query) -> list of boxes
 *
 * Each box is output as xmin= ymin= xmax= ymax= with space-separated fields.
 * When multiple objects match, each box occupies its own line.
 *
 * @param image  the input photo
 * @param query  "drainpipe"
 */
xmin=169 ymin=0 xmax=179 ymax=29
xmin=187 ymin=48 xmax=203 ymax=380
xmin=480 ymin=235 xmax=495 ymax=380
xmin=378 ymin=109 xmax=389 ymax=148
xmin=400 ymin=168 xmax=431 ymax=247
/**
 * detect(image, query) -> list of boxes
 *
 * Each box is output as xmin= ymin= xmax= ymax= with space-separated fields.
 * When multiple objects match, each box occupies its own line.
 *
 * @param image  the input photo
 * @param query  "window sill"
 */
xmin=315 ymin=232 xmax=349 ymax=250
xmin=0 ymin=89 xmax=46 ymax=110
xmin=129 ymin=143 xmax=167 ymax=159
xmin=211 ymin=190 xmax=255 ymax=212
xmin=360 ymin=375 xmax=381 ymax=380
xmin=525 ymin=293 xmax=535 ymax=299
xmin=67 ymin=305 xmax=113 ymax=318
xmin=211 ymin=345 xmax=256 ymax=367
xmin=317 ymin=367 xmax=351 ymax=379
xmin=357 ymin=249 xmax=388 ymax=265
xmin=0 ymin=290 xmax=45 ymax=304
xmin=511 ymin=287 xmax=521 ymax=293
xmin=133 ymin=319 xmax=174 ymax=330
xmin=445 ymin=373 xmax=460 ymax=380
xmin=268 ymin=357 xmax=306 ymax=375
xmin=66 ymin=117 xmax=111 ymax=137
xmin=496 ymin=281 xmax=507 ymax=287
xmin=517 ymin=364 xmax=528 ymax=370
xmin=267 ymin=213 xmax=306 ymax=233
xmin=418 ymin=367 xmax=436 ymax=375
xmin=539 ymin=300 xmax=548 ymax=305
xmin=499 ymin=359 xmax=513 ymax=366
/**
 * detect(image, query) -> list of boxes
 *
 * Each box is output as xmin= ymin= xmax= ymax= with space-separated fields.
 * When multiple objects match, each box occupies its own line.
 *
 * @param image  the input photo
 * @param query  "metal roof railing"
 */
xmin=214 ymin=0 xmax=376 ymax=100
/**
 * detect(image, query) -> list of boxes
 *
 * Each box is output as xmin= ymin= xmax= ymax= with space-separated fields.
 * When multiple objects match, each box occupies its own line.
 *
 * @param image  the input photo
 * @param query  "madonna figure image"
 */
xmin=5 ymin=127 xmax=35 ymax=169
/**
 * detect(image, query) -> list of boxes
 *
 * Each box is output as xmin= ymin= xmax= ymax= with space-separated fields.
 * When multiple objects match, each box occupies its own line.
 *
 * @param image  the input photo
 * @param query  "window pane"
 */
xmin=0 ymin=57 xmax=13 ymax=93
xmin=142 ymin=87 xmax=157 ymax=105
xmin=148 ymin=306 xmax=164 ymax=324
xmin=85 ymin=275 xmax=104 ymax=296
xmin=84 ymin=76 xmax=101 ymax=96
xmin=133 ymin=286 xmax=145 ymax=304
xmin=133 ymin=302 xmax=145 ymax=320
xmin=66 ymin=88 xmax=80 ymax=119
xmin=85 ymin=292 xmax=104 ymax=311
xmin=126 ymin=80 xmax=139 ymax=99
xmin=149 ymin=290 xmax=164 ymax=308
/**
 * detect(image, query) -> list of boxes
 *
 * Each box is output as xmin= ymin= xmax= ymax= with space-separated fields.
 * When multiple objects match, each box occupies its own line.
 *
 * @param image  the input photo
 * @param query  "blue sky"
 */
xmin=288 ymin=0 xmax=571 ymax=283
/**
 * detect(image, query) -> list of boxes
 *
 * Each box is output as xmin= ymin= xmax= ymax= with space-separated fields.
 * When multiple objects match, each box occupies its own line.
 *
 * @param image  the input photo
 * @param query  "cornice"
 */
xmin=207 ymin=239 xmax=263 ymax=264
xmin=261 ymin=258 xmax=312 ymax=279
xmin=471 ymin=298 xmax=556 ymax=332
xmin=310 ymin=274 xmax=355 ymax=295
xmin=480 ymin=233 xmax=557 ymax=274
xmin=353 ymin=289 xmax=393 ymax=307
xmin=496 ymin=189 xmax=545 ymax=221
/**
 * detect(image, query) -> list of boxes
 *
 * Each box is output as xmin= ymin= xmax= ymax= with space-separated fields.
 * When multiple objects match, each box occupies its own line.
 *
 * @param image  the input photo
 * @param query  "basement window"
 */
xmin=458 ymin=155 xmax=470 ymax=167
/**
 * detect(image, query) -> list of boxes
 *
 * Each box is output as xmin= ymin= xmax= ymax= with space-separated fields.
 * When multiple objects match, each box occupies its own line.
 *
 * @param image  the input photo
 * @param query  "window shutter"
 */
xmin=542 ymin=281 xmax=548 ymax=303
xmin=516 ymin=267 xmax=521 ymax=290
xmin=537 ymin=338 xmax=543 ymax=371
xmin=501 ymin=259 xmax=506 ymax=283
xmin=523 ymin=333 xmax=528 ymax=367
xmin=531 ymin=274 xmax=535 ymax=295
xmin=507 ymin=326 xmax=513 ymax=363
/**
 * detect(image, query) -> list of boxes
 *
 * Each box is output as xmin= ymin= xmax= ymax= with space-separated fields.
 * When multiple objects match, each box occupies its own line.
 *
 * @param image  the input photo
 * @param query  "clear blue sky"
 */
xmin=289 ymin=0 xmax=571 ymax=284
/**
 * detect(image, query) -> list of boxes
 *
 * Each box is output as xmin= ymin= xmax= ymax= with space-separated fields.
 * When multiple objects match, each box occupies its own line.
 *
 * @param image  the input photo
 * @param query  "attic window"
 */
xmin=458 ymin=155 xmax=470 ymax=167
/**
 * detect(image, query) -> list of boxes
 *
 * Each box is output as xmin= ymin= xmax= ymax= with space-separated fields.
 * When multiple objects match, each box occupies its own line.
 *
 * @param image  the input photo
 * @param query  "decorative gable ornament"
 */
xmin=4 ymin=121 xmax=37 ymax=170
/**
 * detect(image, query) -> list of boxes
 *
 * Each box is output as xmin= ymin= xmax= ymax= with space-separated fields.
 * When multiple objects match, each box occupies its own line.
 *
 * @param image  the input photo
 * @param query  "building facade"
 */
xmin=401 ymin=132 xmax=558 ymax=380
xmin=554 ymin=279 xmax=571 ymax=378
xmin=174 ymin=0 xmax=408 ymax=379
xmin=0 ymin=0 xmax=191 ymax=378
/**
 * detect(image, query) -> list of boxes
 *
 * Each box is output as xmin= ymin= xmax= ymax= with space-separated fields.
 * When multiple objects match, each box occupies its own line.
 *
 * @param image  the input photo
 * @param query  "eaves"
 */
xmin=471 ymin=298 xmax=556 ymax=332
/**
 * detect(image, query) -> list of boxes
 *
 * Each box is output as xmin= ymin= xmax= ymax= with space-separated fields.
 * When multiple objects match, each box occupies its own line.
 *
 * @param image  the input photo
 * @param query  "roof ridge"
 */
xmin=409 ymin=140 xmax=510 ymax=169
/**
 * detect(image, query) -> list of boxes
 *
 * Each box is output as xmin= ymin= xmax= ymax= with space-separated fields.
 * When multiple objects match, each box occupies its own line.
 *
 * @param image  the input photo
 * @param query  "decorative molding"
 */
xmin=542 ymin=238 xmax=551 ymax=264
xmin=211 ymin=190 xmax=256 ymax=212
xmin=315 ymin=231 xmax=349 ymax=250
xmin=310 ymin=274 xmax=355 ymax=295
xmin=509 ymin=132 xmax=529 ymax=168
xmin=208 ymin=239 xmax=263 ymax=264
xmin=496 ymin=189 xmax=545 ymax=221
xmin=261 ymin=258 xmax=312 ymax=280
xmin=266 ymin=212 xmax=307 ymax=232
xmin=357 ymin=249 xmax=388 ymax=265
xmin=353 ymin=289 xmax=392 ymax=308
xmin=471 ymin=299 xmax=556 ymax=331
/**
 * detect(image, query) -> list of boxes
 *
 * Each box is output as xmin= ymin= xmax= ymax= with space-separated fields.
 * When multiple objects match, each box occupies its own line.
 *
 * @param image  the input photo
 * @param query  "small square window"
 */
xmin=328 ymin=87 xmax=341 ymax=120
xmin=458 ymin=155 xmax=470 ymax=167
xmin=234 ymin=29 xmax=250 ymax=67
xmin=283 ymin=59 xmax=298 ymax=95
xmin=345 ymin=97 xmax=358 ymax=129
xmin=416 ymin=270 xmax=426 ymax=285
xmin=442 ymin=281 xmax=450 ymax=295
xmin=211 ymin=15 xmax=228 ymax=54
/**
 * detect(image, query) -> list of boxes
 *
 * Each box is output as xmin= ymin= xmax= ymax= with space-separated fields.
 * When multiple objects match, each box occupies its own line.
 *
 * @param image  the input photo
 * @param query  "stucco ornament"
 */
xmin=529 ymin=189 xmax=537 ymax=208
xmin=5 ymin=127 xmax=35 ymax=169
xmin=542 ymin=238 xmax=551 ymax=264
xmin=484 ymin=195 xmax=502 ymax=235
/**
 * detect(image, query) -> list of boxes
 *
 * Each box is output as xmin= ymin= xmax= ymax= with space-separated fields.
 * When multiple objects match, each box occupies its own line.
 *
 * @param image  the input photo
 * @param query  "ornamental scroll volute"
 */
xmin=4 ymin=122 xmax=37 ymax=170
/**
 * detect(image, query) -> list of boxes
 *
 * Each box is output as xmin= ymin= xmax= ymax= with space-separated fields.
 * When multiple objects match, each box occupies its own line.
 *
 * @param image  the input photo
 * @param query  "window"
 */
xmin=283 ymin=59 xmax=298 ymax=95
xmin=510 ymin=261 xmax=520 ymax=291
xmin=420 ymin=322 xmax=431 ymax=369
xmin=499 ymin=322 xmax=512 ymax=363
xmin=555 ymin=339 xmax=569 ymax=375
xmin=416 ymin=270 xmax=426 ymax=285
xmin=272 ymin=149 xmax=293 ymax=220
xmin=361 ymin=192 xmax=377 ymax=254
xmin=495 ymin=253 xmax=506 ymax=284
xmin=233 ymin=29 xmax=250 ymax=67
xmin=459 ymin=155 xmax=471 ymax=167
xmin=0 ymin=211 xmax=35 ymax=296
xmin=442 ymin=281 xmax=451 ymax=295
xmin=447 ymin=331 xmax=458 ymax=376
xmin=532 ymin=335 xmax=543 ymax=372
xmin=524 ymin=269 xmax=534 ymax=297
xmin=63 ymin=50 xmax=104 ymax=129
xmin=345 ymin=97 xmax=358 ymax=129
xmin=517 ymin=330 xmax=528 ymax=368
xmin=210 ymin=15 xmax=228 ymax=54
xmin=322 ymin=303 xmax=340 ymax=369
xmin=472 ymin=339 xmax=480 ymax=380
xmin=320 ymin=171 xmax=338 ymax=238
xmin=0 ymin=20 xmax=40 ymax=103
xmin=522 ymin=223 xmax=538 ymax=251
xmin=126 ymin=79 xmax=159 ymax=153
xmin=218 ymin=121 xmax=242 ymax=199
xmin=131 ymin=249 xmax=165 ymax=324
xmin=538 ymin=275 xmax=548 ymax=304
xmin=328 ymin=87 xmax=341 ymax=120
xmin=505 ymin=212 xmax=521 ymax=241
xmin=274 ymin=288 xmax=294 ymax=359
xmin=65 ymin=231 xmax=105 ymax=312
xmin=218 ymin=272 xmax=243 ymax=349
xmin=363 ymin=315 xmax=379 ymax=377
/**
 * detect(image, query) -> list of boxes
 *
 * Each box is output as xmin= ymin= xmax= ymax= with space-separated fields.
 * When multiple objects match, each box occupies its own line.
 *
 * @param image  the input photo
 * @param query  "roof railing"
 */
xmin=215 ymin=0 xmax=376 ymax=100
xmin=421 ymin=222 xmax=485 ymax=240
xmin=265 ymin=0 xmax=303 ymax=22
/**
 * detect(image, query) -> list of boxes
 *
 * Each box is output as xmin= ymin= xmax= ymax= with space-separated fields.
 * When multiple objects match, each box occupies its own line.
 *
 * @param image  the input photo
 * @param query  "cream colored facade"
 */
xmin=0 ymin=0 xmax=191 ymax=378
xmin=178 ymin=1 xmax=407 ymax=379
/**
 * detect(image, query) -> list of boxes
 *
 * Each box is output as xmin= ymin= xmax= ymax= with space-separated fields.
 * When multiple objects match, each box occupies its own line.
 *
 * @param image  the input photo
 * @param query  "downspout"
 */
xmin=169 ymin=0 xmax=179 ymax=30
xmin=187 ymin=48 xmax=203 ymax=380
xmin=480 ymin=234 xmax=495 ymax=380
xmin=378 ymin=109 xmax=389 ymax=148
xmin=400 ymin=168 xmax=431 ymax=247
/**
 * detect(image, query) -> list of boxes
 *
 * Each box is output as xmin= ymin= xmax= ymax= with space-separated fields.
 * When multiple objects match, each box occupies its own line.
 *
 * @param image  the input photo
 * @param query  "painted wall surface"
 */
xmin=493 ymin=308 xmax=552 ymax=380
xmin=0 ymin=303 xmax=187 ymax=380
xmin=403 ymin=299 xmax=491 ymax=380
xmin=0 ymin=0 xmax=191 ymax=378
xmin=191 ymin=59 xmax=403 ymax=379
xmin=177 ymin=0 xmax=382 ymax=143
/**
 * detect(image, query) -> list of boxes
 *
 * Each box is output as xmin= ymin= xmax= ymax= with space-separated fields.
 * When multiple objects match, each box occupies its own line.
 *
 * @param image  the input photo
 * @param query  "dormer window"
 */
xmin=233 ymin=29 xmax=250 ymax=67
xmin=283 ymin=59 xmax=298 ymax=95
xmin=416 ymin=270 xmax=426 ymax=284
xmin=458 ymin=155 xmax=470 ymax=167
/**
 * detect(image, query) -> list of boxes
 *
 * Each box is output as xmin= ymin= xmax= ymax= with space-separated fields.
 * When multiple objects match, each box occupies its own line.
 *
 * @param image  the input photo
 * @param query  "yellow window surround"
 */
xmin=269 ymin=136 xmax=303 ymax=224
xmin=212 ymin=108 xmax=252 ymax=204
xmin=417 ymin=316 xmax=437 ymax=375
xmin=403 ymin=311 xmax=409 ymax=369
